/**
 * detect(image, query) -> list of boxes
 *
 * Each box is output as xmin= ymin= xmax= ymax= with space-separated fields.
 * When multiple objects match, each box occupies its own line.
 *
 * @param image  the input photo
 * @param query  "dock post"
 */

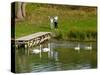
xmin=15 ymin=44 xmax=18 ymax=48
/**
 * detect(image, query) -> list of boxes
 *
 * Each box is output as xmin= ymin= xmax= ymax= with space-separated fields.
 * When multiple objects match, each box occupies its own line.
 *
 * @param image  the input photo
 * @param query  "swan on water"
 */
xmin=32 ymin=45 xmax=42 ymax=54
xmin=84 ymin=43 xmax=92 ymax=50
xmin=42 ymin=43 xmax=50 ymax=52
xmin=32 ymin=49 xmax=41 ymax=54
xmin=74 ymin=43 xmax=80 ymax=50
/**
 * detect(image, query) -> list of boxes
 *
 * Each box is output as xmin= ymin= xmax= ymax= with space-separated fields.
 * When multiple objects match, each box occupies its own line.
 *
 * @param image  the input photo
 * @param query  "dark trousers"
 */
xmin=54 ymin=22 xmax=58 ymax=29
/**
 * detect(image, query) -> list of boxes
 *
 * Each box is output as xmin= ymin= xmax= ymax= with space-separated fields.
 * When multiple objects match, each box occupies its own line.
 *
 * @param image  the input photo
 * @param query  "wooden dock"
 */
xmin=15 ymin=32 xmax=51 ymax=48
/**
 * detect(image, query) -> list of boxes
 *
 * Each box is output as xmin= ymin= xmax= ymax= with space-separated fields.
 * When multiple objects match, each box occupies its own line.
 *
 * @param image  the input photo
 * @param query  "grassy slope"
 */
xmin=15 ymin=4 xmax=97 ymax=40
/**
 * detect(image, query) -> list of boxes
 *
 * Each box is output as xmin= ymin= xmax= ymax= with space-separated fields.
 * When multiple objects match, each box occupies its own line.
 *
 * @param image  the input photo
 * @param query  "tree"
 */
xmin=16 ymin=2 xmax=26 ymax=20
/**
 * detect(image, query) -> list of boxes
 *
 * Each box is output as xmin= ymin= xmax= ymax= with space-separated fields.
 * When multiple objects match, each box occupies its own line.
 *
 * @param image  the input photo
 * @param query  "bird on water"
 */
xmin=74 ymin=43 xmax=80 ymax=50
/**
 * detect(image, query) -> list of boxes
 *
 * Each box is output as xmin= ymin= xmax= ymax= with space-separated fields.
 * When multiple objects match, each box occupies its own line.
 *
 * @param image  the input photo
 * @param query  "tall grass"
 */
xmin=67 ymin=28 xmax=97 ymax=41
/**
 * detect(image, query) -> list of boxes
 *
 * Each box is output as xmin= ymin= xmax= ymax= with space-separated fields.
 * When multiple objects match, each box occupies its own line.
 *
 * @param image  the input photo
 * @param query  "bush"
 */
xmin=52 ymin=29 xmax=63 ymax=40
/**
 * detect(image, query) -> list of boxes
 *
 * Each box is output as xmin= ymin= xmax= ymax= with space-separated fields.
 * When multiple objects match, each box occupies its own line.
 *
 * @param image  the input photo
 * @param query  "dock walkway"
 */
xmin=15 ymin=32 xmax=51 ymax=48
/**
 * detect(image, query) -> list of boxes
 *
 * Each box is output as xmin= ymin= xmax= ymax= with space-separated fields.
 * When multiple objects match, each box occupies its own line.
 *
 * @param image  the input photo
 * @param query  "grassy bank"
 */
xmin=53 ymin=28 xmax=97 ymax=41
xmin=15 ymin=3 xmax=97 ymax=41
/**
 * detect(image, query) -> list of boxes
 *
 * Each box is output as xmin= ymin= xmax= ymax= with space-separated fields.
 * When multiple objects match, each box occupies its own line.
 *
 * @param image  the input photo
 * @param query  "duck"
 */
xmin=42 ymin=43 xmax=50 ymax=52
xmin=84 ymin=43 xmax=92 ymax=50
xmin=74 ymin=43 xmax=80 ymax=51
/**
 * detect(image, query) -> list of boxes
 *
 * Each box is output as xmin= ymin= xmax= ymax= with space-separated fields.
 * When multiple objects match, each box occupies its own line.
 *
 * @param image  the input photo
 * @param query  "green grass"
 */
xmin=15 ymin=3 xmax=97 ymax=41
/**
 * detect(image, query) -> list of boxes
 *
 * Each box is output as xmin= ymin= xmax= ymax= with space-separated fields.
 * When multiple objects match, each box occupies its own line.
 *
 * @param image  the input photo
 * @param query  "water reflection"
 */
xmin=27 ymin=43 xmax=59 ymax=60
xmin=15 ymin=41 xmax=97 ymax=73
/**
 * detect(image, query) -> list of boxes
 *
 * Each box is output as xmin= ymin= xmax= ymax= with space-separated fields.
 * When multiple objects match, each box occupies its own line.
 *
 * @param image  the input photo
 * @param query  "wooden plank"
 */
xmin=16 ymin=32 xmax=51 ymax=41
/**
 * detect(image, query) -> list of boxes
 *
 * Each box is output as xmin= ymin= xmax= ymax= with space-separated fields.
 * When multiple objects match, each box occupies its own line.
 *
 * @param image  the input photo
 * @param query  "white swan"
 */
xmin=32 ymin=49 xmax=41 ymax=54
xmin=84 ymin=43 xmax=92 ymax=50
xmin=74 ymin=43 xmax=80 ymax=51
xmin=42 ymin=43 xmax=50 ymax=52
xmin=32 ymin=45 xmax=42 ymax=54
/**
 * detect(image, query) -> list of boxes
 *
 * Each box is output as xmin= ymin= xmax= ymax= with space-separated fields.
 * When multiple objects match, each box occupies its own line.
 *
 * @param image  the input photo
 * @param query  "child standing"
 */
xmin=49 ymin=16 xmax=54 ymax=29
xmin=54 ymin=16 xmax=58 ymax=29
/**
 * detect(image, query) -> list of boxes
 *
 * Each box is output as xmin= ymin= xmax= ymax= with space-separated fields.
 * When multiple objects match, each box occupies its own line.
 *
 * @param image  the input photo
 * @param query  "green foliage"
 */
xmin=52 ymin=29 xmax=63 ymax=40
xmin=15 ymin=3 xmax=97 ymax=41
xmin=67 ymin=28 xmax=97 ymax=41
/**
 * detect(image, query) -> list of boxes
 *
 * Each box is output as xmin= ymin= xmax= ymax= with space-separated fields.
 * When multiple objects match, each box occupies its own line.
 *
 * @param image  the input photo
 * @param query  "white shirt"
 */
xmin=50 ymin=18 xmax=53 ymax=23
xmin=54 ymin=16 xmax=58 ymax=20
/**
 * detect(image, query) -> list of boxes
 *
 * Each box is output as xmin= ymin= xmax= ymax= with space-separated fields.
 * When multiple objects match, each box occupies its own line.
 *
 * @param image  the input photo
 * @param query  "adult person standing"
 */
xmin=54 ymin=16 xmax=58 ymax=29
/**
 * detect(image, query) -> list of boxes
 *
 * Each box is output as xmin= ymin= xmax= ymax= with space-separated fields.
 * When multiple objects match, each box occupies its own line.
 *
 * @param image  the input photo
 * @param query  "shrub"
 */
xmin=52 ymin=29 xmax=63 ymax=40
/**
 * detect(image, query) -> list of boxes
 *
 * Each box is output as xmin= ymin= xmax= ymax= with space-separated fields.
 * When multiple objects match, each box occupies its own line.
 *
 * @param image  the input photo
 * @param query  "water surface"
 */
xmin=15 ymin=40 xmax=97 ymax=73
